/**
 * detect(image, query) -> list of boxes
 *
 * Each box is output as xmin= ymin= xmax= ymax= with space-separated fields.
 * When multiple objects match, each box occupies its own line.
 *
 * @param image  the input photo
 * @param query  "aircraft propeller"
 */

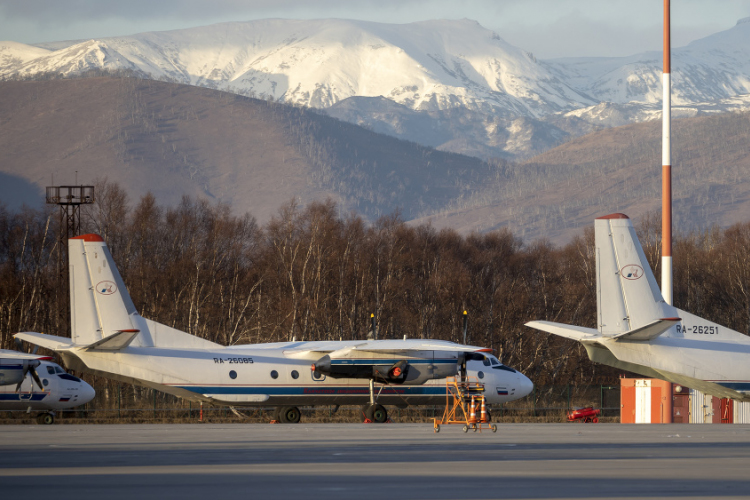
xmin=13 ymin=338 xmax=44 ymax=392
xmin=15 ymin=359 xmax=44 ymax=392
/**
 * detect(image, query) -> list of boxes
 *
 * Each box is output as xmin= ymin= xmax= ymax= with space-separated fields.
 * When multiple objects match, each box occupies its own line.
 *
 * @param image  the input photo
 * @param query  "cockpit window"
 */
xmin=489 ymin=357 xmax=499 ymax=365
xmin=493 ymin=364 xmax=517 ymax=373
xmin=482 ymin=357 xmax=491 ymax=366
xmin=46 ymin=366 xmax=55 ymax=375
xmin=54 ymin=366 xmax=64 ymax=374
xmin=58 ymin=373 xmax=81 ymax=383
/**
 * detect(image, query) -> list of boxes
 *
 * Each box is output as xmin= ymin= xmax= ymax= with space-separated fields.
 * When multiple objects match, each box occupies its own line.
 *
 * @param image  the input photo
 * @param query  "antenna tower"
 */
xmin=45 ymin=185 xmax=95 ymax=336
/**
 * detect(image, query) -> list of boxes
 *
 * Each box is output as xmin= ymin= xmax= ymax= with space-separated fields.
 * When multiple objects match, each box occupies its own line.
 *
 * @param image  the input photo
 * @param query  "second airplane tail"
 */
xmin=594 ymin=214 xmax=678 ymax=336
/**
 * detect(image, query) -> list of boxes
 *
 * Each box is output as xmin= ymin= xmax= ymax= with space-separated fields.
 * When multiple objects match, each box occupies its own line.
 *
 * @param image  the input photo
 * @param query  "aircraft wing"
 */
xmin=525 ymin=321 xmax=600 ymax=341
xmin=285 ymin=340 xmax=486 ymax=360
xmin=347 ymin=340 xmax=486 ymax=353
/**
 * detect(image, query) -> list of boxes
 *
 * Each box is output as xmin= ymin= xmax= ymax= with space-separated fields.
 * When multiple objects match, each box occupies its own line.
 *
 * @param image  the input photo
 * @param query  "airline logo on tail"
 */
xmin=97 ymin=281 xmax=117 ymax=295
xmin=621 ymin=265 xmax=643 ymax=280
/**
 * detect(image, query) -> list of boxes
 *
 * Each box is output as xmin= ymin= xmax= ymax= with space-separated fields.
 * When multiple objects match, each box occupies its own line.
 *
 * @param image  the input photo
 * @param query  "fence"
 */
xmin=0 ymin=384 xmax=621 ymax=424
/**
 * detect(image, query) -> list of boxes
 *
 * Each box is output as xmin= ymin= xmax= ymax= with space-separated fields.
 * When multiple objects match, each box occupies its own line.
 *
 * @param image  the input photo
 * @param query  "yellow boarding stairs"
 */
xmin=433 ymin=376 xmax=497 ymax=433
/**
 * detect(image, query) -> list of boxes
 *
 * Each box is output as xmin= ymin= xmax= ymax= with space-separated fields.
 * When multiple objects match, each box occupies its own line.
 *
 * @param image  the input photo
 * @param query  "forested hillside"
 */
xmin=418 ymin=111 xmax=750 ymax=242
xmin=0 ymin=75 xmax=494 ymax=223
xmin=3 ymin=184 xmax=750 ymax=387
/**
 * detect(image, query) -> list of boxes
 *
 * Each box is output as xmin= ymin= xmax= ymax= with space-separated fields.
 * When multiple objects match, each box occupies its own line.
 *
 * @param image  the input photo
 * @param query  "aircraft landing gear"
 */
xmin=36 ymin=412 xmax=54 ymax=425
xmin=274 ymin=406 xmax=301 ymax=424
xmin=362 ymin=403 xmax=388 ymax=423
xmin=362 ymin=380 xmax=389 ymax=423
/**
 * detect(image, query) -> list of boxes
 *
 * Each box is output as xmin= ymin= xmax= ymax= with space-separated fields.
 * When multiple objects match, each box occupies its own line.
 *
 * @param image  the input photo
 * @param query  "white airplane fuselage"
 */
xmin=14 ymin=233 xmax=533 ymax=418
xmin=57 ymin=341 xmax=531 ymax=407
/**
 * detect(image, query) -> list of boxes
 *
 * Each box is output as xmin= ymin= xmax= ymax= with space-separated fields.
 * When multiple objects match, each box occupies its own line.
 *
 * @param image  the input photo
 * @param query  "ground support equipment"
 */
xmin=433 ymin=376 xmax=497 ymax=433
xmin=567 ymin=406 xmax=600 ymax=423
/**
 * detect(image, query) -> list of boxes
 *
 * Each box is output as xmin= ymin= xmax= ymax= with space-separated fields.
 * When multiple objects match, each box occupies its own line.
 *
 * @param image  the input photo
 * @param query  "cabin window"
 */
xmin=477 ymin=371 xmax=485 ymax=379
xmin=229 ymin=370 xmax=237 ymax=380
xmin=291 ymin=370 xmax=299 ymax=379
xmin=42 ymin=379 xmax=49 ymax=387
xmin=312 ymin=371 xmax=325 ymax=381
xmin=270 ymin=370 xmax=278 ymax=379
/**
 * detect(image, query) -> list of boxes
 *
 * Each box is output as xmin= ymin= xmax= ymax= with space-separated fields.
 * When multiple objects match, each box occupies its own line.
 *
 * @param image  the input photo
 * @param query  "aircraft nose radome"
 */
xmin=80 ymin=381 xmax=96 ymax=404
xmin=517 ymin=374 xmax=534 ymax=398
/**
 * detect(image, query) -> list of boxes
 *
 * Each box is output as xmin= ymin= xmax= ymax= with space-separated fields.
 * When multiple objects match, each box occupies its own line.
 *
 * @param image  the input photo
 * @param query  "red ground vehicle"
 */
xmin=567 ymin=406 xmax=600 ymax=423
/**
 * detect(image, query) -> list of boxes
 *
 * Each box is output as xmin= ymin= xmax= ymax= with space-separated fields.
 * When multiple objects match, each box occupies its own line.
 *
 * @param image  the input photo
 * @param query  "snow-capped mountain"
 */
xmin=3 ymin=18 xmax=750 ymax=159
xmin=545 ymin=17 xmax=750 ymax=106
xmin=0 ymin=19 xmax=592 ymax=118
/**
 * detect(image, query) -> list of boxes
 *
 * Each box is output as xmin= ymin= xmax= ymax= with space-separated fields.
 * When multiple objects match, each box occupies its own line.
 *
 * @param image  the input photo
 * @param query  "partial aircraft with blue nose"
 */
xmin=0 ymin=349 xmax=95 ymax=424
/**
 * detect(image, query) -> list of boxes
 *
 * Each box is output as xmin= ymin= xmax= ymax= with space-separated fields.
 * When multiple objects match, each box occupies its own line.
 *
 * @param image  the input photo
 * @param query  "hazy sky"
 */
xmin=2 ymin=0 xmax=750 ymax=59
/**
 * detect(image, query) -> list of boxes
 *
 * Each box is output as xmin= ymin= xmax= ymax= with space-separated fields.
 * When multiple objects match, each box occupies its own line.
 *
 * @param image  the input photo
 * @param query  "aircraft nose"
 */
xmin=517 ymin=373 xmax=534 ymax=398
xmin=80 ymin=381 xmax=96 ymax=404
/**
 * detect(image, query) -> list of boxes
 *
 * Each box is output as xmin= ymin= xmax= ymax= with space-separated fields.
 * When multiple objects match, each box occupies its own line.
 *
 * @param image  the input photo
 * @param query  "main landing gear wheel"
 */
xmin=363 ymin=404 xmax=388 ymax=423
xmin=278 ymin=406 xmax=301 ymax=424
xmin=36 ymin=413 xmax=54 ymax=425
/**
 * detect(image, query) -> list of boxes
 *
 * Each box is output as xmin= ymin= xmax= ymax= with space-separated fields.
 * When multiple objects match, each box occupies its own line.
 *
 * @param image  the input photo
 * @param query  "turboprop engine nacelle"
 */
xmin=312 ymin=355 xmax=457 ymax=385
xmin=0 ymin=358 xmax=41 ymax=387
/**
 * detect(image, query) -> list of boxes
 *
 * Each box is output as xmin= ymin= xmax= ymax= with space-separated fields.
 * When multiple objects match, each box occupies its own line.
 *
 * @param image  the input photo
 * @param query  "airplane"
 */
xmin=526 ymin=213 xmax=750 ymax=401
xmin=14 ymin=234 xmax=533 ymax=423
xmin=0 ymin=349 xmax=96 ymax=424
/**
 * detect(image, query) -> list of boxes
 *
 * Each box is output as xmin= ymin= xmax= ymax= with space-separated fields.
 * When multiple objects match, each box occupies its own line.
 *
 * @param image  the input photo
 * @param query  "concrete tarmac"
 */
xmin=2 ymin=423 xmax=750 ymax=499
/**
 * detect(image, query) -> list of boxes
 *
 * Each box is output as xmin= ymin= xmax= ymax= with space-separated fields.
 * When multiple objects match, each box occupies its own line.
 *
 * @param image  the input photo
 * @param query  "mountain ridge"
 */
xmin=5 ymin=18 xmax=750 ymax=160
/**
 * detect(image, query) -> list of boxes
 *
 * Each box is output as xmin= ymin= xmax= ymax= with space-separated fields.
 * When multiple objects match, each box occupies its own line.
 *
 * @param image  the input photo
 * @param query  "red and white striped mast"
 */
xmin=661 ymin=0 xmax=673 ymax=305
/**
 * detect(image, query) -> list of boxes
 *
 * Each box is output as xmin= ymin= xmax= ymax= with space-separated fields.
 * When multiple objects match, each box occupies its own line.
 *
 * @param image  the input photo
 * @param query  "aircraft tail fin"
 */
xmin=595 ymin=214 xmax=678 ymax=336
xmin=69 ymin=235 xmax=138 ymax=346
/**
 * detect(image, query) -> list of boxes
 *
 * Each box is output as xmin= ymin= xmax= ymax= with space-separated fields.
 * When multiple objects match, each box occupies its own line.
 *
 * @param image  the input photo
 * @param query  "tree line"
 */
xmin=1 ymin=180 xmax=749 ymax=387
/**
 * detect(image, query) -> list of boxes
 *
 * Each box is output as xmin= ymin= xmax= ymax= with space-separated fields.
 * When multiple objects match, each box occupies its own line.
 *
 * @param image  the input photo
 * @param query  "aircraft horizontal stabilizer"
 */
xmin=608 ymin=318 xmax=681 ymax=342
xmin=525 ymin=321 xmax=599 ymax=341
xmin=84 ymin=330 xmax=140 ymax=351
xmin=14 ymin=332 xmax=74 ymax=351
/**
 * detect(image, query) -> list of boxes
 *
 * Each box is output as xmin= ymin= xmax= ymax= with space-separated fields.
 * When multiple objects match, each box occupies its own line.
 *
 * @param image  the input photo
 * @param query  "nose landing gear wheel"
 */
xmin=36 ymin=413 xmax=54 ymax=425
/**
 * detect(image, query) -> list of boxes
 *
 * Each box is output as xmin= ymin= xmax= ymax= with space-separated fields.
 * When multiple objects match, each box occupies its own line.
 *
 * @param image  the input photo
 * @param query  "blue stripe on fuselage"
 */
xmin=715 ymin=382 xmax=750 ymax=392
xmin=176 ymin=385 xmax=449 ymax=396
xmin=0 ymin=393 xmax=48 ymax=401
